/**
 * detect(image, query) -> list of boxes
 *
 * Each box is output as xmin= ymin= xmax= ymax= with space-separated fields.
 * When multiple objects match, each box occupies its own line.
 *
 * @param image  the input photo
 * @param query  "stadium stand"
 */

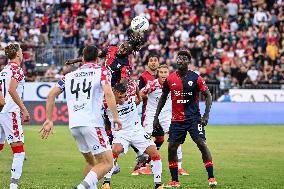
xmin=0 ymin=0 xmax=284 ymax=99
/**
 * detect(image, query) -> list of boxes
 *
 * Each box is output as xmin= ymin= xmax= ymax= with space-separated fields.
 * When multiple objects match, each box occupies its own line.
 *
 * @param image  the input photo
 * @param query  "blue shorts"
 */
xmin=168 ymin=118 xmax=206 ymax=144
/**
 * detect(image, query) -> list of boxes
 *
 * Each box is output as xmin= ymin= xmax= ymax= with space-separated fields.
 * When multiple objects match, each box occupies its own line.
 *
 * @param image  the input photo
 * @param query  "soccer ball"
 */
xmin=131 ymin=16 xmax=149 ymax=33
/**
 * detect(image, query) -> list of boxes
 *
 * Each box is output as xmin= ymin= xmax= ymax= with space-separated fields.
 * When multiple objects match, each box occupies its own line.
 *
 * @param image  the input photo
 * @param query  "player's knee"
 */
xmin=193 ymin=138 xmax=207 ymax=149
xmin=112 ymin=144 xmax=123 ymax=155
xmin=146 ymin=145 xmax=160 ymax=158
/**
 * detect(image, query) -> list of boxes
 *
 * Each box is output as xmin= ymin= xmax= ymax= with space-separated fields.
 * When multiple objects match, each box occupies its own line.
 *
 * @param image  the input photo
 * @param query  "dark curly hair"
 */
xmin=127 ymin=32 xmax=145 ymax=52
xmin=5 ymin=43 xmax=20 ymax=60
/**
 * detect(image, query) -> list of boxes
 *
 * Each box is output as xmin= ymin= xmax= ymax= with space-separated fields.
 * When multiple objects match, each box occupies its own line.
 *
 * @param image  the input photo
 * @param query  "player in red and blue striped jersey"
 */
xmin=154 ymin=50 xmax=217 ymax=188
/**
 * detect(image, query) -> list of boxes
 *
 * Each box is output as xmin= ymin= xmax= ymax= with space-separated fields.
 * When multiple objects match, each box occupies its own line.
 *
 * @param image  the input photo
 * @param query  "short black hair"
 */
xmin=113 ymin=83 xmax=127 ymax=94
xmin=177 ymin=50 xmax=192 ymax=60
xmin=147 ymin=53 xmax=159 ymax=63
xmin=83 ymin=45 xmax=99 ymax=62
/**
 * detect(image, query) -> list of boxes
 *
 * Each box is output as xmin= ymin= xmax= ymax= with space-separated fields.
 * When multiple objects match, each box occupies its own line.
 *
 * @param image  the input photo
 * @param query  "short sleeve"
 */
xmin=57 ymin=76 xmax=66 ymax=91
xmin=197 ymin=76 xmax=208 ymax=92
xmin=162 ymin=78 xmax=170 ymax=94
xmin=101 ymin=66 xmax=112 ymax=85
xmin=11 ymin=67 xmax=24 ymax=83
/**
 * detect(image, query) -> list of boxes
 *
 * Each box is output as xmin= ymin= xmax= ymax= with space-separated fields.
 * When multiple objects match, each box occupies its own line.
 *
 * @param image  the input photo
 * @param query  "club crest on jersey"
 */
xmin=188 ymin=81 xmax=193 ymax=86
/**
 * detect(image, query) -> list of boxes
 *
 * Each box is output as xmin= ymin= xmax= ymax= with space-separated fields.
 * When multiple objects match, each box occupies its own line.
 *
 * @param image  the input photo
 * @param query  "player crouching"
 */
xmin=102 ymin=83 xmax=163 ymax=189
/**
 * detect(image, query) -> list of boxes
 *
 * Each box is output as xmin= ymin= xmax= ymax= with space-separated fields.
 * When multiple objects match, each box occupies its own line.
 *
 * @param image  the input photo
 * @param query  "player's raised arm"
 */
xmin=102 ymin=84 xmax=122 ymax=131
xmin=40 ymin=85 xmax=63 ymax=139
xmin=101 ymin=67 xmax=122 ymax=130
xmin=197 ymin=76 xmax=212 ymax=126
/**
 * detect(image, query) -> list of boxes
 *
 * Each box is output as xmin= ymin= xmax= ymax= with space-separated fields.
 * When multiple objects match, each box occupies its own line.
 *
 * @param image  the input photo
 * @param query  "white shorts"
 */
xmin=70 ymin=126 xmax=111 ymax=155
xmin=144 ymin=113 xmax=171 ymax=134
xmin=112 ymin=128 xmax=155 ymax=154
xmin=0 ymin=112 xmax=24 ymax=144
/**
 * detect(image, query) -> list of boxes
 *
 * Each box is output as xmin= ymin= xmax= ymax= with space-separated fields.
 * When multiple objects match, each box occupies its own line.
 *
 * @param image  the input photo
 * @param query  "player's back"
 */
xmin=63 ymin=63 xmax=107 ymax=128
xmin=0 ymin=63 xmax=25 ymax=113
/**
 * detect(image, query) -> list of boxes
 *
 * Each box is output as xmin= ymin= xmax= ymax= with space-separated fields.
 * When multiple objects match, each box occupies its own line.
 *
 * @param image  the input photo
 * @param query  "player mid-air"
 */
xmin=154 ymin=50 xmax=217 ymax=188
xmin=0 ymin=43 xmax=30 ymax=189
xmin=102 ymin=82 xmax=163 ymax=189
xmin=40 ymin=45 xmax=122 ymax=189
xmin=140 ymin=64 xmax=189 ymax=176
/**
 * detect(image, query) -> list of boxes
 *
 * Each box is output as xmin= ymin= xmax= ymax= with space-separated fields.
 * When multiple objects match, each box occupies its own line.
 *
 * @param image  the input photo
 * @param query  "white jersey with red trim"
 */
xmin=0 ymin=63 xmax=25 ymax=113
xmin=105 ymin=81 xmax=142 ymax=131
xmin=57 ymin=62 xmax=111 ymax=129
xmin=141 ymin=79 xmax=171 ymax=118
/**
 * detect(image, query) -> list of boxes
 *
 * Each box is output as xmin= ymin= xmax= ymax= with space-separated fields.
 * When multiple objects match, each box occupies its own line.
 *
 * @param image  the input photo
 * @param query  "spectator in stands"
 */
xmin=0 ymin=0 xmax=283 ymax=97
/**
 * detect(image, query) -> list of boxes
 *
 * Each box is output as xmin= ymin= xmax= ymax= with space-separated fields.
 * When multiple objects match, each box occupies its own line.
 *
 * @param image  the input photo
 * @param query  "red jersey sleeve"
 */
xmin=197 ymin=76 xmax=208 ymax=92
xmin=121 ymin=66 xmax=131 ymax=80
xmin=101 ymin=66 xmax=112 ymax=85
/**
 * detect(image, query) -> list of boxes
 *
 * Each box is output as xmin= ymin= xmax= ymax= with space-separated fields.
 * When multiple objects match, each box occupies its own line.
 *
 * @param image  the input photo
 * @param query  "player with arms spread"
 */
xmin=40 ymin=45 xmax=122 ymax=189
xmin=140 ymin=64 xmax=189 ymax=176
xmin=102 ymin=83 xmax=163 ymax=189
xmin=154 ymin=50 xmax=217 ymax=188
xmin=0 ymin=43 xmax=30 ymax=189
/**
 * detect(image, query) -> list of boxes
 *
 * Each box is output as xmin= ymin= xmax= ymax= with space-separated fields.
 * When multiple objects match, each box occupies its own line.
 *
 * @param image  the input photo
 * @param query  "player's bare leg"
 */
xmin=145 ymin=145 xmax=163 ymax=189
xmin=9 ymin=141 xmax=25 ymax=189
xmin=82 ymin=152 xmax=96 ymax=176
xmin=165 ymin=142 xmax=181 ymax=188
xmin=193 ymin=138 xmax=217 ymax=187
xmin=76 ymin=151 xmax=113 ymax=189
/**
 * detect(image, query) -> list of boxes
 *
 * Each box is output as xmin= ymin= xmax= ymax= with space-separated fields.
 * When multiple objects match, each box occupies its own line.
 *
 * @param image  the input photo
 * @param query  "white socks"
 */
xmin=177 ymin=145 xmax=182 ymax=169
xmin=151 ymin=157 xmax=162 ymax=184
xmin=77 ymin=171 xmax=98 ymax=189
xmin=11 ymin=152 xmax=25 ymax=180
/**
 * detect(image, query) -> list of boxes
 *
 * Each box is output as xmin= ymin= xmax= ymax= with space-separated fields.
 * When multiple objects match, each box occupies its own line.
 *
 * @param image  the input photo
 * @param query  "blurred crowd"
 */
xmin=0 ymin=0 xmax=284 ymax=90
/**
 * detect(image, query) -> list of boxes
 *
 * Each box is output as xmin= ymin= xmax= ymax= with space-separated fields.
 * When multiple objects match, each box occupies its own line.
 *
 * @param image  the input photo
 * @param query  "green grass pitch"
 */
xmin=1 ymin=126 xmax=284 ymax=189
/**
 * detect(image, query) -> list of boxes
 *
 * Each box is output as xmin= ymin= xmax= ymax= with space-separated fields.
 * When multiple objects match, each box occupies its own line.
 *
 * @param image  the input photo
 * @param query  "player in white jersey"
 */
xmin=102 ymin=83 xmax=163 ymax=189
xmin=40 ymin=45 xmax=122 ymax=189
xmin=140 ymin=64 xmax=189 ymax=176
xmin=0 ymin=43 xmax=30 ymax=189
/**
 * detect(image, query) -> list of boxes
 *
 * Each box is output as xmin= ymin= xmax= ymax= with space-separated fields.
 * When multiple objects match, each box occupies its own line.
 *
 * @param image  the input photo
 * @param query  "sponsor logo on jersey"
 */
xmin=177 ymin=99 xmax=190 ymax=103
xmin=73 ymin=103 xmax=87 ymax=112
xmin=188 ymin=81 xmax=193 ymax=86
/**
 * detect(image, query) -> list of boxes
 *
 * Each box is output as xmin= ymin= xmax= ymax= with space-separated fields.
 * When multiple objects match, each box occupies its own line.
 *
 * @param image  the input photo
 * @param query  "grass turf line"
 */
xmin=0 ymin=126 xmax=284 ymax=189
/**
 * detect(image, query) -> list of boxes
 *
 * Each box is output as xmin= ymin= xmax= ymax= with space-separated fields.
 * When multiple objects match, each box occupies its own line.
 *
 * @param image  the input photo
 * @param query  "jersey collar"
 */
xmin=79 ymin=62 xmax=99 ymax=69
xmin=9 ymin=61 xmax=19 ymax=66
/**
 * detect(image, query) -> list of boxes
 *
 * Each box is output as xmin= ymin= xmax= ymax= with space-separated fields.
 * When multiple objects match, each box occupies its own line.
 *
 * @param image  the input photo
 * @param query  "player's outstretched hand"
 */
xmin=113 ymin=118 xmax=122 ymax=131
xmin=201 ymin=114 xmax=209 ymax=126
xmin=40 ymin=120 xmax=54 ymax=139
